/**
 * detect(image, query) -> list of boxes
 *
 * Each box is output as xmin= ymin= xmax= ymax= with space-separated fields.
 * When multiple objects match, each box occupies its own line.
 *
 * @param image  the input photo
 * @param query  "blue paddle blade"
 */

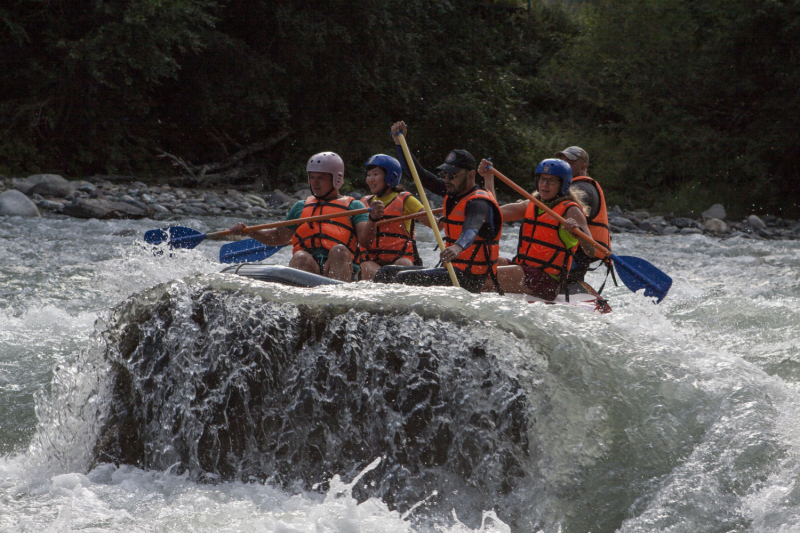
xmin=219 ymin=239 xmax=286 ymax=264
xmin=143 ymin=226 xmax=206 ymax=249
xmin=611 ymin=254 xmax=672 ymax=303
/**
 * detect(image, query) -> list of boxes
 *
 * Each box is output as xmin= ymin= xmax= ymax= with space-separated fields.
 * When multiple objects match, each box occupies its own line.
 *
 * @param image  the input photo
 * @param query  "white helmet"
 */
xmin=307 ymin=152 xmax=345 ymax=189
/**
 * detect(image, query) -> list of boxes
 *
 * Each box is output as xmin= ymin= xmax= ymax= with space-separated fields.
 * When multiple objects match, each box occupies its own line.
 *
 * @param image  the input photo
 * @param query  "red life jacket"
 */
xmin=359 ymin=192 xmax=420 ymax=265
xmin=292 ymin=196 xmax=358 ymax=256
xmin=573 ymin=175 xmax=611 ymax=251
xmin=514 ymin=198 xmax=579 ymax=280
xmin=441 ymin=188 xmax=503 ymax=277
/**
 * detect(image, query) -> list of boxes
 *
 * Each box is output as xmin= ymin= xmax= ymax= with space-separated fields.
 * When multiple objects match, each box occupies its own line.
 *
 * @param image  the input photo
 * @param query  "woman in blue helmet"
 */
xmin=358 ymin=154 xmax=428 ymax=281
xmin=478 ymin=158 xmax=596 ymax=300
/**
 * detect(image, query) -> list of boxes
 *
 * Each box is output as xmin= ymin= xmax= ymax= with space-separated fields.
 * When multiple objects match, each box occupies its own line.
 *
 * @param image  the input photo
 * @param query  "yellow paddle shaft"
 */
xmin=396 ymin=134 xmax=460 ymax=288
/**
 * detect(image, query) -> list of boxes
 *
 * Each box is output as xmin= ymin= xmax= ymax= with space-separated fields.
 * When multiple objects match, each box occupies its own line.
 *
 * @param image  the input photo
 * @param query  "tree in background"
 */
xmin=0 ymin=0 xmax=574 ymax=192
xmin=547 ymin=0 xmax=800 ymax=216
xmin=2 ymin=0 xmax=798 ymax=216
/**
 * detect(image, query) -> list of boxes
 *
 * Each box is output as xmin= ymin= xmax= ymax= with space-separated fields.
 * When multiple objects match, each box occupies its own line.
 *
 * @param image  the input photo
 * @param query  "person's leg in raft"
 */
xmin=290 ymin=250 xmax=322 ymax=275
xmin=361 ymin=257 xmax=414 ymax=281
xmin=322 ymin=244 xmax=354 ymax=282
xmin=360 ymin=260 xmax=381 ymax=281
xmin=484 ymin=265 xmax=526 ymax=293
xmin=487 ymin=264 xmax=560 ymax=300
xmin=483 ymin=257 xmax=512 ymax=290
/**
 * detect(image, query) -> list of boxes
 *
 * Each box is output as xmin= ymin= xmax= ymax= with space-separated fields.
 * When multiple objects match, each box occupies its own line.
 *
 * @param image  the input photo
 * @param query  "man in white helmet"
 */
xmin=229 ymin=152 xmax=383 ymax=281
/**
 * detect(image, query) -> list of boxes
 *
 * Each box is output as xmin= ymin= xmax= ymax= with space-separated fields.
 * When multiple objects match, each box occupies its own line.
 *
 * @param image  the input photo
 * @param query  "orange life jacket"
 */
xmin=441 ymin=188 xmax=503 ymax=277
xmin=514 ymin=198 xmax=579 ymax=280
xmin=292 ymin=196 xmax=358 ymax=256
xmin=358 ymin=192 xmax=420 ymax=265
xmin=573 ymin=176 xmax=611 ymax=252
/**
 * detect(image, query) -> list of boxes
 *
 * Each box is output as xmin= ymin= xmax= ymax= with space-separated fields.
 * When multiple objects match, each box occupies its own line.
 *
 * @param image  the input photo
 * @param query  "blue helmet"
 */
xmin=535 ymin=158 xmax=573 ymax=197
xmin=365 ymin=154 xmax=403 ymax=189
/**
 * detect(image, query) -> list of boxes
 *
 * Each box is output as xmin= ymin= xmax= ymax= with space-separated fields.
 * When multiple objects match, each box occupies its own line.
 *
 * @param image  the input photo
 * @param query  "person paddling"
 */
xmin=478 ymin=158 xmax=595 ymax=300
xmin=358 ymin=154 xmax=428 ymax=281
xmin=376 ymin=121 xmax=503 ymax=294
xmin=555 ymin=146 xmax=612 ymax=283
xmin=228 ymin=152 xmax=378 ymax=282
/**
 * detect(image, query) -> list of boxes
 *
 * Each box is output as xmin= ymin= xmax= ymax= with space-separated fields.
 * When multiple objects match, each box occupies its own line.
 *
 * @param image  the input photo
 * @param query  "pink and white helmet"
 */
xmin=307 ymin=152 xmax=345 ymax=189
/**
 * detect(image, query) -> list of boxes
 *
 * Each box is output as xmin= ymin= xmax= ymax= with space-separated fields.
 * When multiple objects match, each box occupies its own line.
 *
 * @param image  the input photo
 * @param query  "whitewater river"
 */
xmin=1 ymin=213 xmax=799 ymax=533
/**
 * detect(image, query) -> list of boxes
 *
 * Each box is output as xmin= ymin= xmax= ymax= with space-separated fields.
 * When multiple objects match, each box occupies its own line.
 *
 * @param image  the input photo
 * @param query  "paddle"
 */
xmin=219 ymin=240 xmax=286 ymax=264
xmin=144 ymin=207 xmax=371 ymax=250
xmin=220 ymin=208 xmax=445 ymax=265
xmin=396 ymin=133 xmax=460 ymax=288
xmin=487 ymin=165 xmax=673 ymax=303
xmin=375 ymin=207 xmax=443 ymax=227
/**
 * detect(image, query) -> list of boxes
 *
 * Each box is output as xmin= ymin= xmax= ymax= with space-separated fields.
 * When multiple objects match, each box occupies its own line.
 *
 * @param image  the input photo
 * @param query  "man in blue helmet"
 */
xmin=478 ymin=157 xmax=595 ymax=300
xmin=358 ymin=153 xmax=428 ymax=280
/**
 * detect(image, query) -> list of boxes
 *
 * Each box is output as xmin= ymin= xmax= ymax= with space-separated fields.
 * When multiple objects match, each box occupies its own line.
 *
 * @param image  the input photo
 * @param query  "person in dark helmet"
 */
xmin=358 ymin=153 xmax=428 ymax=281
xmin=229 ymin=152 xmax=376 ymax=282
xmin=555 ymin=146 xmax=611 ymax=283
xmin=374 ymin=121 xmax=503 ymax=294
xmin=478 ymin=158 xmax=595 ymax=300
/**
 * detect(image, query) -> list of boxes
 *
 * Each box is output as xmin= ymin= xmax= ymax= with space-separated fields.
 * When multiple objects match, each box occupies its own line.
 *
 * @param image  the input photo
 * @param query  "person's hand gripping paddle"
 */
xmin=395 ymin=133 xmax=460 ymax=288
xmin=487 ymin=164 xmax=672 ymax=303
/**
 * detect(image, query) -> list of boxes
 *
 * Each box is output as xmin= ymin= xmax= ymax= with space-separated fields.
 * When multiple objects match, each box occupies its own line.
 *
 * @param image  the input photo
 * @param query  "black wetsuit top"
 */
xmin=394 ymin=146 xmax=495 ymax=249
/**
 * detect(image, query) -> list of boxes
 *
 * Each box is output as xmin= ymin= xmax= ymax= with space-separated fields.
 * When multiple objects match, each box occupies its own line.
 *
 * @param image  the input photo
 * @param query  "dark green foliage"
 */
xmin=548 ymin=0 xmax=800 ymax=216
xmin=1 ymin=0 xmax=575 ymax=188
xmin=1 ymin=0 xmax=798 ymax=216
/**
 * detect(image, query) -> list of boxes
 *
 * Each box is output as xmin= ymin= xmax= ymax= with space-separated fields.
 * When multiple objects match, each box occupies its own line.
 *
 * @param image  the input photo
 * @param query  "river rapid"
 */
xmin=1 ymin=214 xmax=799 ymax=533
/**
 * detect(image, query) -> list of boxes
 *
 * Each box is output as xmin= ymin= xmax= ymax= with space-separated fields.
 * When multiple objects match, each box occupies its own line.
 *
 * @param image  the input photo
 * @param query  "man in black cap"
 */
xmin=374 ymin=121 xmax=502 ymax=293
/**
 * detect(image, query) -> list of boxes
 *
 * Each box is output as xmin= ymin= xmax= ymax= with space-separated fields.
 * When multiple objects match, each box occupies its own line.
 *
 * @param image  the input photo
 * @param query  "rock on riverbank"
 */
xmin=600 ymin=205 xmax=800 ymax=241
xmin=1 ymin=175 xmax=798 ymax=240
xmin=1 ymin=175 xmax=293 ymax=221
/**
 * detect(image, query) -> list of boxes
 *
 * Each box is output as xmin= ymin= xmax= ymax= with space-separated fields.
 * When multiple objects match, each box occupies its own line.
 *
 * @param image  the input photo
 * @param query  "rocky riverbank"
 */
xmin=1 ymin=174 xmax=799 ymax=241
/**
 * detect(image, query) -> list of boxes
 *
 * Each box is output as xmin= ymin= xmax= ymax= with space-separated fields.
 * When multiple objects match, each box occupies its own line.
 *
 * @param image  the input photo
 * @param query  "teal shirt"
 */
xmin=284 ymin=197 xmax=369 ymax=231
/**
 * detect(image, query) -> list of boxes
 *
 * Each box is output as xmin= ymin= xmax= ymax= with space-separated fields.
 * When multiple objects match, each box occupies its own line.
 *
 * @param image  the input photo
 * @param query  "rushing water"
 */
xmin=1 ymin=213 xmax=799 ymax=533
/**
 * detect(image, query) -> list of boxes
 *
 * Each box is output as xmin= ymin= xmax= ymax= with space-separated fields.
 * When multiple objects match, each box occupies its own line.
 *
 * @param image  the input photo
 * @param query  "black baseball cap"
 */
xmin=436 ymin=150 xmax=476 ymax=174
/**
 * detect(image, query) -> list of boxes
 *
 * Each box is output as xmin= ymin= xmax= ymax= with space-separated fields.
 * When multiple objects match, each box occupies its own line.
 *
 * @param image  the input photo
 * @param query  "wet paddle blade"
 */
xmin=611 ymin=254 xmax=672 ymax=303
xmin=143 ymin=226 xmax=207 ymax=249
xmin=219 ymin=239 xmax=286 ymax=264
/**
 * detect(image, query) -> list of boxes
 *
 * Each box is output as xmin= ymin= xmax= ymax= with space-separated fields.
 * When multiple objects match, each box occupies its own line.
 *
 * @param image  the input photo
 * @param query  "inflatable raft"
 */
xmin=220 ymin=264 xmax=611 ymax=313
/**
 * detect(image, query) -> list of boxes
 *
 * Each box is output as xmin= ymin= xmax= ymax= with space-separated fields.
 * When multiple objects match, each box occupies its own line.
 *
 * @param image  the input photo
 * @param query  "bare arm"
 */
xmin=478 ymin=159 xmax=497 ymax=199
xmin=357 ymin=199 xmax=384 ymax=248
xmin=229 ymin=223 xmax=294 ymax=246
xmin=563 ymin=205 xmax=596 ymax=257
xmin=356 ymin=219 xmax=377 ymax=249
xmin=499 ymin=201 xmax=529 ymax=222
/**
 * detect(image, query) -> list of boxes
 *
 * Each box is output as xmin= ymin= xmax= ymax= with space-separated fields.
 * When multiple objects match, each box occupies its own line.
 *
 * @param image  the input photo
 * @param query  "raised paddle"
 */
xmin=144 ymin=207 xmax=371 ymax=250
xmin=487 ymin=165 xmax=673 ymax=303
xmin=396 ymin=133 xmax=460 ymax=288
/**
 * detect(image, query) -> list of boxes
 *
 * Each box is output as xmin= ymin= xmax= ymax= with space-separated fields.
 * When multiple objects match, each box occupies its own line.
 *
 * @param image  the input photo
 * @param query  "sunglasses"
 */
xmin=537 ymin=176 xmax=561 ymax=187
xmin=438 ymin=170 xmax=466 ymax=181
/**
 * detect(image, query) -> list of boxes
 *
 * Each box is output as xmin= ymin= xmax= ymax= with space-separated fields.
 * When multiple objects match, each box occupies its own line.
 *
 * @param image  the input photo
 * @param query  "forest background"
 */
xmin=1 ymin=0 xmax=798 ymax=218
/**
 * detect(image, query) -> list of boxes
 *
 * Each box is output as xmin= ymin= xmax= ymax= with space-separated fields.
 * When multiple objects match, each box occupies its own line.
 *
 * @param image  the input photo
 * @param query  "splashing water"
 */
xmin=1 ymin=215 xmax=799 ymax=532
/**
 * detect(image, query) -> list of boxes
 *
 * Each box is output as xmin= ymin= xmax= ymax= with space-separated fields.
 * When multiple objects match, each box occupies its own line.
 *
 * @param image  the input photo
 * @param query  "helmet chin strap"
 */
xmin=313 ymin=187 xmax=338 ymax=200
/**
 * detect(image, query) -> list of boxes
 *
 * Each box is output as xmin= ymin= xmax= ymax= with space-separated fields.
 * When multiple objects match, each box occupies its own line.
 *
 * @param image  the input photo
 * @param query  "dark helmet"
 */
xmin=535 ymin=158 xmax=573 ymax=197
xmin=365 ymin=154 xmax=403 ymax=188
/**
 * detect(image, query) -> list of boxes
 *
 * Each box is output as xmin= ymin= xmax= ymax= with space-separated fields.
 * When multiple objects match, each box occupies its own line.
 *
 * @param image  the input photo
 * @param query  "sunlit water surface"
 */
xmin=1 ymin=214 xmax=799 ymax=533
